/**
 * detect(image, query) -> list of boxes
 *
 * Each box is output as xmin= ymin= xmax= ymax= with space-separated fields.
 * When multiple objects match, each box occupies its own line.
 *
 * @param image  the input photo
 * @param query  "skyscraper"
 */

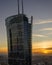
xmin=5 ymin=0 xmax=33 ymax=65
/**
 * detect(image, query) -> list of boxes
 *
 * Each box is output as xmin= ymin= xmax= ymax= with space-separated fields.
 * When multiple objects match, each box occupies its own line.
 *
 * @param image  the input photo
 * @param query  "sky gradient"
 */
xmin=0 ymin=0 xmax=52 ymax=53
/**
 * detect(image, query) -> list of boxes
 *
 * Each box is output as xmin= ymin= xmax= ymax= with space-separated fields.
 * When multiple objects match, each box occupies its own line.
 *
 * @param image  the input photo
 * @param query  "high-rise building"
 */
xmin=5 ymin=0 xmax=33 ymax=65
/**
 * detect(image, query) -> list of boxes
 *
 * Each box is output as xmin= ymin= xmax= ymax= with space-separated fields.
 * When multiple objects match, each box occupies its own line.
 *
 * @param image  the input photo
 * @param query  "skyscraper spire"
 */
xmin=22 ymin=0 xmax=24 ymax=14
xmin=18 ymin=0 xmax=20 ymax=14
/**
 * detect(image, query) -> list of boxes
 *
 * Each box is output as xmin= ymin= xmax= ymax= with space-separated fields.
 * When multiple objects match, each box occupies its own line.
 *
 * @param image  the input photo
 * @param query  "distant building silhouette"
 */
xmin=5 ymin=0 xmax=33 ymax=65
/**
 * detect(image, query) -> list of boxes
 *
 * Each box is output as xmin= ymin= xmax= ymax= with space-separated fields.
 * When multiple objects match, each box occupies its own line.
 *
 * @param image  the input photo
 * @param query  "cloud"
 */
xmin=34 ymin=19 xmax=52 ymax=25
xmin=46 ymin=48 xmax=52 ymax=50
xmin=32 ymin=41 xmax=52 ymax=49
xmin=46 ymin=32 xmax=52 ymax=35
xmin=40 ymin=28 xmax=52 ymax=31
xmin=32 ymin=34 xmax=47 ymax=37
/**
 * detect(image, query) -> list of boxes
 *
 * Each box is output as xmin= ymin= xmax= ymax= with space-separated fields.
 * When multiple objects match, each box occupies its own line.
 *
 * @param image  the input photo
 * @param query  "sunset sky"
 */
xmin=0 ymin=0 xmax=52 ymax=53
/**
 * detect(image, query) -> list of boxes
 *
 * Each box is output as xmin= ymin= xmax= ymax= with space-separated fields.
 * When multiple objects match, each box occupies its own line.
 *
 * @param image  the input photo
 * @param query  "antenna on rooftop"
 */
xmin=17 ymin=0 xmax=24 ymax=14
xmin=22 ymin=0 xmax=24 ymax=14
xmin=18 ymin=0 xmax=20 ymax=14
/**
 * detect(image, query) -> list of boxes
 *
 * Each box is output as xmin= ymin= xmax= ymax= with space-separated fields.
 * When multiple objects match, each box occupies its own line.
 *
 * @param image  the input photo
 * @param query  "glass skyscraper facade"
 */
xmin=5 ymin=14 xmax=32 ymax=65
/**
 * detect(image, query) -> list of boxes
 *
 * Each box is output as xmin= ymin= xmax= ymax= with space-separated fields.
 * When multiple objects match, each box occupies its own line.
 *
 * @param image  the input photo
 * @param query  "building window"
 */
xmin=18 ymin=31 xmax=23 ymax=36
xmin=17 ymin=52 xmax=24 ymax=59
xmin=17 ymin=24 xmax=22 ymax=30
xmin=9 ymin=29 xmax=12 ymax=51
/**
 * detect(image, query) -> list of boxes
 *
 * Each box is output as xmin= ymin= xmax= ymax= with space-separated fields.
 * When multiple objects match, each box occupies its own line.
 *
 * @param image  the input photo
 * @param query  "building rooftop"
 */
xmin=5 ymin=14 xmax=28 ymax=26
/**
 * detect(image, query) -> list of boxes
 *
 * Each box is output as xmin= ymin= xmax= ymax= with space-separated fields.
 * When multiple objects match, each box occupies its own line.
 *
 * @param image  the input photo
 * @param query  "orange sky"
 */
xmin=32 ymin=48 xmax=52 ymax=55
xmin=32 ymin=41 xmax=52 ymax=55
xmin=32 ymin=41 xmax=52 ymax=49
xmin=0 ymin=47 xmax=8 ymax=54
xmin=0 ymin=47 xmax=52 ymax=55
xmin=0 ymin=40 xmax=52 ymax=55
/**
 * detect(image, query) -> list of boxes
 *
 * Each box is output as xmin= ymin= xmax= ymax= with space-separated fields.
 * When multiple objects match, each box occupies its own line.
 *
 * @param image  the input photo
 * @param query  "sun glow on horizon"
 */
xmin=32 ymin=40 xmax=52 ymax=54
xmin=43 ymin=50 xmax=48 ymax=54
xmin=32 ymin=48 xmax=52 ymax=55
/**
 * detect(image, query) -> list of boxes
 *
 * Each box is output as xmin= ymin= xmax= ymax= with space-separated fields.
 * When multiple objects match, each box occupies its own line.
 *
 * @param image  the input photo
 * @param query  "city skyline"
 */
xmin=0 ymin=0 xmax=52 ymax=54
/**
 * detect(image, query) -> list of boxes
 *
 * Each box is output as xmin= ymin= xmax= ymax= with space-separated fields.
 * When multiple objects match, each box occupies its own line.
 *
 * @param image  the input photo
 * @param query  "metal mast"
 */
xmin=22 ymin=0 xmax=24 ymax=14
xmin=18 ymin=0 xmax=20 ymax=14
